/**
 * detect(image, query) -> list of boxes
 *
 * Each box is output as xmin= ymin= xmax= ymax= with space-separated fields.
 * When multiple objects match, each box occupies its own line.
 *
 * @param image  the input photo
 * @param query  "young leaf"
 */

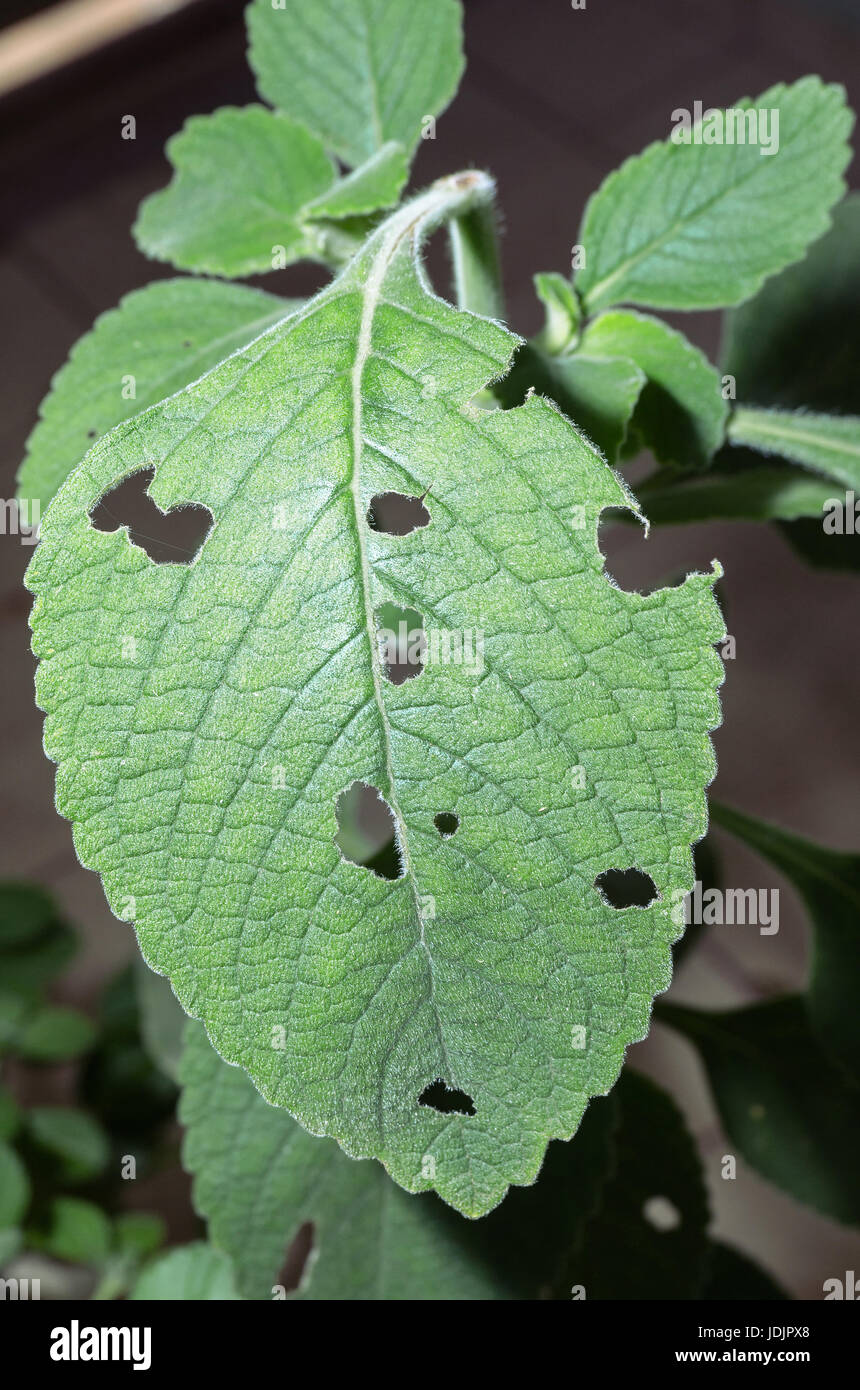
xmin=658 ymin=997 xmax=860 ymax=1225
xmin=19 ymin=279 xmax=293 ymax=512
xmin=180 ymin=1020 xmax=616 ymax=1300
xmin=721 ymin=193 xmax=860 ymax=417
xmin=305 ymin=141 xmax=409 ymax=220
xmin=27 ymin=174 xmax=725 ymax=1218
xmin=570 ymin=1071 xmax=710 ymax=1300
xmin=129 ymin=1243 xmax=242 ymax=1300
xmin=246 ymin=0 xmax=464 ymax=167
xmin=576 ymin=78 xmax=853 ymax=313
xmin=533 ymin=272 xmax=582 ymax=353
xmin=726 ymin=407 xmax=860 ymax=490
xmin=134 ymin=108 xmax=338 ymax=277
xmin=579 ymin=311 xmax=728 ymax=468
xmin=711 ymin=801 xmax=860 ymax=1081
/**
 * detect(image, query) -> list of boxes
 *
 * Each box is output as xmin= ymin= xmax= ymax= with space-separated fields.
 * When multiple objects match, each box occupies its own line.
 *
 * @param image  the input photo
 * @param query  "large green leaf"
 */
xmin=19 ymin=279 xmax=292 ymax=512
xmin=576 ymin=78 xmax=853 ymax=313
xmin=580 ymin=311 xmax=728 ymax=468
xmin=726 ymin=407 xmax=860 ymax=489
xmin=246 ymin=0 xmax=464 ymax=168
xmin=27 ymin=175 xmax=724 ymax=1218
xmin=180 ymin=1020 xmax=615 ymax=1300
xmin=711 ymin=802 xmax=860 ymax=1081
xmin=658 ymin=997 xmax=860 ymax=1225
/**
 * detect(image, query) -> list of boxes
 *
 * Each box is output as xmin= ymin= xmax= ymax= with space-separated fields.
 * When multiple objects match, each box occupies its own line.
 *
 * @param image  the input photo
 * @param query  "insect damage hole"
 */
xmin=595 ymin=867 xmax=658 ymax=909
xmin=434 ymin=812 xmax=459 ymax=837
xmin=419 ymin=1079 xmax=476 ymax=1116
xmin=89 ymin=467 xmax=212 ymax=564
xmin=366 ymin=491 xmax=430 ymax=535
xmin=334 ymin=781 xmax=403 ymax=881
xmin=376 ymin=602 xmax=425 ymax=685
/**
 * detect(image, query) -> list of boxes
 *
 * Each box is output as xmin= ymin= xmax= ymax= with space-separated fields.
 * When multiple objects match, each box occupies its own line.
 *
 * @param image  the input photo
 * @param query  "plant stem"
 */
xmin=447 ymin=197 xmax=505 ymax=321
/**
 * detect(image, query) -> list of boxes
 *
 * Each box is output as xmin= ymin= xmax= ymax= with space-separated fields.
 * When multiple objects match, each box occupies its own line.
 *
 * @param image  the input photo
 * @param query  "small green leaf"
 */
xmin=42 ymin=1197 xmax=112 ymax=1265
xmin=726 ymin=407 xmax=860 ymax=490
xmin=129 ymin=1243 xmax=242 ymax=1300
xmin=246 ymin=0 xmax=464 ymax=167
xmin=571 ymin=1071 xmax=710 ymax=1299
xmin=576 ymin=78 xmax=853 ymax=312
xmin=19 ymin=278 xmax=293 ymax=512
xmin=113 ymin=1211 xmax=166 ymax=1259
xmin=0 ymin=1143 xmax=30 ymax=1227
xmin=304 ymin=141 xmax=409 ymax=219
xmin=134 ymin=107 xmax=338 ymax=277
xmin=26 ymin=1107 xmax=110 ymax=1184
xmin=28 ymin=175 xmax=725 ymax=1217
xmin=181 ymin=1021 xmax=616 ymax=1300
xmin=658 ymin=996 xmax=860 ymax=1225
xmin=722 ymin=193 xmax=860 ymax=417
xmin=711 ymin=801 xmax=860 ymax=1081
xmin=579 ymin=311 xmax=728 ymax=468
xmin=533 ymin=272 xmax=582 ymax=353
xmin=496 ymin=345 xmax=645 ymax=462
xmin=702 ymin=1240 xmax=788 ymax=1301
xmin=15 ymin=1006 xmax=96 ymax=1063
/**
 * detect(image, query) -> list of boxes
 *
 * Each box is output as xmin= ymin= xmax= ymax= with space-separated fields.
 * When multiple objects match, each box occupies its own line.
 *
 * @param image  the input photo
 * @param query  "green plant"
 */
xmin=17 ymin=0 xmax=859 ymax=1298
xmin=0 ymin=884 xmax=173 ymax=1298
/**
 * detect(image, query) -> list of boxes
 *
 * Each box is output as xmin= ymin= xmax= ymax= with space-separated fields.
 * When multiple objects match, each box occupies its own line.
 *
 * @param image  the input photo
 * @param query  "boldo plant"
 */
xmin=15 ymin=0 xmax=860 ymax=1300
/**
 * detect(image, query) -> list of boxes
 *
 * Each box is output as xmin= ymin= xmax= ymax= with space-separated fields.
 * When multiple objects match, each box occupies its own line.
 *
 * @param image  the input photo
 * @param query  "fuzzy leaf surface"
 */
xmin=576 ymin=79 xmax=853 ymax=312
xmin=19 ymin=279 xmax=292 ymax=511
xmin=246 ymin=0 xmax=464 ymax=167
xmin=27 ymin=178 xmax=724 ymax=1217
xmin=180 ymin=1019 xmax=616 ymax=1300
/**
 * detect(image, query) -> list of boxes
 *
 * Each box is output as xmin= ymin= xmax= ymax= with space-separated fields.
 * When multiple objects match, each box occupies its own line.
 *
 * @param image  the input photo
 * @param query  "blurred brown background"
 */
xmin=1 ymin=0 xmax=858 ymax=1296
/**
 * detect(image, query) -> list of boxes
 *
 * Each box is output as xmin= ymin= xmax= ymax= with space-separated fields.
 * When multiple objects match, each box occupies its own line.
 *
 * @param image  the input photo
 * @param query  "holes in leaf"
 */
xmin=334 ymin=781 xmax=402 ymax=880
xmin=88 ymin=467 xmax=212 ymax=564
xmin=87 ymin=428 xmax=98 ymax=439
xmin=276 ymin=1221 xmax=315 ymax=1293
xmin=376 ymin=602 xmax=425 ymax=685
xmin=367 ymin=491 xmax=430 ymax=536
xmin=419 ymin=1079 xmax=476 ymax=1116
xmin=434 ymin=812 xmax=459 ymax=837
xmin=595 ymin=867 xmax=658 ymax=909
